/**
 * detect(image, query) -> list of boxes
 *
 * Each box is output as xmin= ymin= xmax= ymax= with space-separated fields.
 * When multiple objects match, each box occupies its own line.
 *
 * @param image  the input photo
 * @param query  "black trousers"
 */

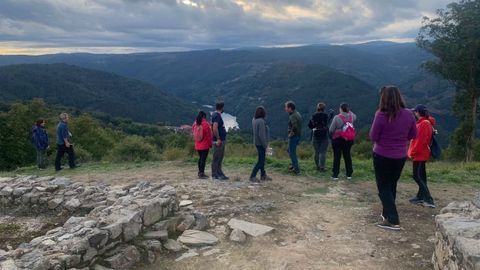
xmin=197 ymin=149 xmax=209 ymax=174
xmin=331 ymin=138 xmax=353 ymax=177
xmin=55 ymin=144 xmax=76 ymax=170
xmin=412 ymin=161 xmax=434 ymax=204
xmin=373 ymin=153 xmax=406 ymax=225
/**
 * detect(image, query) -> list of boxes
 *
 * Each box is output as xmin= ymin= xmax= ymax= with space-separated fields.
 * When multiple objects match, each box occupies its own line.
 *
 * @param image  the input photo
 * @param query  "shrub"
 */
xmin=109 ymin=136 xmax=159 ymax=162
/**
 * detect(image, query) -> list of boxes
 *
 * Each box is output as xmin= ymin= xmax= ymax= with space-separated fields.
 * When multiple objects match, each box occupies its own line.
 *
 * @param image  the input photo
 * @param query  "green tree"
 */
xmin=417 ymin=0 xmax=480 ymax=161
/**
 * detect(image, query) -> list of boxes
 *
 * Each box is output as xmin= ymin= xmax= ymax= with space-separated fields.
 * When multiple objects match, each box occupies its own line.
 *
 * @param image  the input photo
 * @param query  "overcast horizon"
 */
xmin=0 ymin=0 xmax=453 ymax=55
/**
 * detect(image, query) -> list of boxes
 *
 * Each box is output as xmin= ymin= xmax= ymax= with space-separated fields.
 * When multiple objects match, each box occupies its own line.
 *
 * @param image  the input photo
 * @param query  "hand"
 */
xmin=65 ymin=142 xmax=71 ymax=148
xmin=216 ymin=140 xmax=222 ymax=146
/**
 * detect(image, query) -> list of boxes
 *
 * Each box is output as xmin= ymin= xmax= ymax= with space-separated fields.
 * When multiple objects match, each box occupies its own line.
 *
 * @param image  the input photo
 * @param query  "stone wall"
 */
xmin=0 ymin=176 xmax=178 ymax=270
xmin=432 ymin=192 xmax=480 ymax=270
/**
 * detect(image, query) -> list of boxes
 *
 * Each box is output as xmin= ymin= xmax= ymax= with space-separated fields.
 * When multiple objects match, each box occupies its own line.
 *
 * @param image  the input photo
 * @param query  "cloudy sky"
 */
xmin=0 ymin=0 xmax=452 ymax=55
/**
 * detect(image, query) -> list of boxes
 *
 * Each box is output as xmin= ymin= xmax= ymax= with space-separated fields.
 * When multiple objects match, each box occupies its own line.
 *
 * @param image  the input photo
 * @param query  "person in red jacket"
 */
xmin=192 ymin=111 xmax=213 ymax=179
xmin=407 ymin=104 xmax=435 ymax=208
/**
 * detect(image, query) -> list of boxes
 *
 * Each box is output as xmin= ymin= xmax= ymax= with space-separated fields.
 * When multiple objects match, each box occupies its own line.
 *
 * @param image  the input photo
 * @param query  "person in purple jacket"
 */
xmin=369 ymin=86 xmax=417 ymax=231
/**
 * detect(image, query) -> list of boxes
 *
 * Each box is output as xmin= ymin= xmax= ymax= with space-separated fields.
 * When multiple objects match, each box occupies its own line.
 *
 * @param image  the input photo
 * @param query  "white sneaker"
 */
xmin=331 ymin=177 xmax=339 ymax=181
xmin=347 ymin=177 xmax=352 ymax=180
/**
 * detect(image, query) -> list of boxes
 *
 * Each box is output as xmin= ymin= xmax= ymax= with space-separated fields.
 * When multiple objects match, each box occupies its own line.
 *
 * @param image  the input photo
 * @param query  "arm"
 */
xmin=290 ymin=115 xmax=300 ymax=135
xmin=407 ymin=117 xmax=418 ymax=141
xmin=212 ymin=122 xmax=221 ymax=145
xmin=62 ymin=126 xmax=71 ymax=147
xmin=307 ymin=115 xmax=315 ymax=130
xmin=369 ymin=112 xmax=382 ymax=142
xmin=416 ymin=121 xmax=432 ymax=149
xmin=258 ymin=120 xmax=268 ymax=148
xmin=329 ymin=116 xmax=338 ymax=135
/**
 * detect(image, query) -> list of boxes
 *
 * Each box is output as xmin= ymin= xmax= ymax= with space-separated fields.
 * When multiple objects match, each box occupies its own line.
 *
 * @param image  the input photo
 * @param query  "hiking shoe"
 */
xmin=198 ymin=173 xmax=209 ymax=179
xmin=422 ymin=202 xmax=436 ymax=208
xmin=212 ymin=175 xmax=219 ymax=180
xmin=261 ymin=175 xmax=272 ymax=181
xmin=218 ymin=175 xmax=230 ymax=181
xmin=288 ymin=166 xmax=295 ymax=171
xmin=409 ymin=197 xmax=424 ymax=205
xmin=249 ymin=177 xmax=260 ymax=183
xmin=318 ymin=167 xmax=326 ymax=173
xmin=376 ymin=220 xmax=401 ymax=231
xmin=331 ymin=176 xmax=339 ymax=181
xmin=347 ymin=176 xmax=352 ymax=180
xmin=380 ymin=214 xmax=386 ymax=222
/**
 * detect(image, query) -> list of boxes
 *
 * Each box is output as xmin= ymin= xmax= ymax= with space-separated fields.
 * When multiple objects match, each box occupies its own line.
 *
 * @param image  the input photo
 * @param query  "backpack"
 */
xmin=338 ymin=114 xmax=355 ymax=141
xmin=312 ymin=114 xmax=328 ymax=138
xmin=429 ymin=128 xmax=442 ymax=159
xmin=193 ymin=123 xmax=203 ymax=142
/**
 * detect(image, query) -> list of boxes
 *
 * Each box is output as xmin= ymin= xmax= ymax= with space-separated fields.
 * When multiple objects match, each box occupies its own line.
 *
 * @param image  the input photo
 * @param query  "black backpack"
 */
xmin=311 ymin=113 xmax=328 ymax=138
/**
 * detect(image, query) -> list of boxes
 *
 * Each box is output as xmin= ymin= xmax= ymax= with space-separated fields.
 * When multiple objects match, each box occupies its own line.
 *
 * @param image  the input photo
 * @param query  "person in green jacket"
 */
xmin=285 ymin=101 xmax=302 ymax=174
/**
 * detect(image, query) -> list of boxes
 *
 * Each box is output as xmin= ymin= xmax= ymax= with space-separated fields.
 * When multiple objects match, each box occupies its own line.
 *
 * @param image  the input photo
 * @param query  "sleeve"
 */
xmin=369 ymin=112 xmax=383 ymax=142
xmin=62 ymin=125 xmax=69 ymax=141
xmin=211 ymin=113 xmax=219 ymax=124
xmin=307 ymin=116 xmax=315 ymax=129
xmin=407 ymin=117 xmax=418 ymax=141
xmin=258 ymin=120 xmax=268 ymax=148
xmin=416 ymin=121 xmax=431 ymax=149
xmin=329 ymin=116 xmax=338 ymax=135
xmin=292 ymin=115 xmax=300 ymax=133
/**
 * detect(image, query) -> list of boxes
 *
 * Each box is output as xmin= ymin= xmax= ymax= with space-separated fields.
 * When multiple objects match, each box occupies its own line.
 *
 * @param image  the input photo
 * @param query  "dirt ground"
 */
xmin=27 ymin=162 xmax=480 ymax=269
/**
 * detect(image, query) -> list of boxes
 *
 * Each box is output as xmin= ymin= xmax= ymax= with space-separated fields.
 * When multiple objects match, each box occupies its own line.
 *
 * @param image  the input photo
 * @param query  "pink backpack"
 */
xmin=193 ymin=123 xmax=203 ymax=142
xmin=338 ymin=114 xmax=355 ymax=141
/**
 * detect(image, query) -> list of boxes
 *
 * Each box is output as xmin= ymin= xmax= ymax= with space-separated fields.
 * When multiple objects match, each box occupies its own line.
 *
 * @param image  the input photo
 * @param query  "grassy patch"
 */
xmin=0 ymin=223 xmax=21 ymax=234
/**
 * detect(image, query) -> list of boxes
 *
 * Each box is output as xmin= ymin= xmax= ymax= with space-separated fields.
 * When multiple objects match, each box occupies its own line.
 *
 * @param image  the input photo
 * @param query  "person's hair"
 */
xmin=196 ymin=111 xmax=207 ymax=125
xmin=254 ymin=106 xmax=266 ymax=119
xmin=36 ymin=119 xmax=45 ymax=127
xmin=417 ymin=109 xmax=430 ymax=118
xmin=285 ymin=101 xmax=296 ymax=111
xmin=378 ymin=85 xmax=406 ymax=121
xmin=215 ymin=102 xmax=225 ymax=111
xmin=340 ymin=103 xmax=349 ymax=113
xmin=317 ymin=103 xmax=326 ymax=112
xmin=59 ymin=112 xmax=68 ymax=121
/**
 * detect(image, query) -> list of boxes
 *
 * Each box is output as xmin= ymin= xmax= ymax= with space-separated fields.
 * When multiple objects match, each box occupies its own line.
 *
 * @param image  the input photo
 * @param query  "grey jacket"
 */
xmin=252 ymin=118 xmax=269 ymax=148
xmin=329 ymin=111 xmax=357 ymax=135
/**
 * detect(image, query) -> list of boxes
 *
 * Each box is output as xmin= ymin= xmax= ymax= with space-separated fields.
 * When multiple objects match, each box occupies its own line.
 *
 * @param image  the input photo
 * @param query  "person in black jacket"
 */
xmin=308 ymin=103 xmax=333 ymax=172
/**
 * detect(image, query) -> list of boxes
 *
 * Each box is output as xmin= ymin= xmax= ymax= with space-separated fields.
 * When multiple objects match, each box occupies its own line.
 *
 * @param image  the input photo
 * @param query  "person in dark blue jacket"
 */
xmin=32 ymin=119 xmax=49 ymax=169
xmin=55 ymin=112 xmax=76 ymax=171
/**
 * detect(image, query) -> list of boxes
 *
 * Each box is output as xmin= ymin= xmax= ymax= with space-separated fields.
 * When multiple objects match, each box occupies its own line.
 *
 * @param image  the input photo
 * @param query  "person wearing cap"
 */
xmin=408 ymin=104 xmax=436 ymax=208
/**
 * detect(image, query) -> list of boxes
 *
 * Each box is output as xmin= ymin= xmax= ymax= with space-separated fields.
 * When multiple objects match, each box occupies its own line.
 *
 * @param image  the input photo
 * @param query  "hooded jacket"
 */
xmin=193 ymin=118 xmax=213 ymax=151
xmin=408 ymin=116 xmax=436 ymax=161
xmin=32 ymin=126 xmax=49 ymax=150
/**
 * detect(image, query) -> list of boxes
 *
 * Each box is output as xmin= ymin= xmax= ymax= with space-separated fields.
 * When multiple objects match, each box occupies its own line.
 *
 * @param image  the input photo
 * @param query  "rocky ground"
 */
xmin=68 ymin=162 xmax=476 ymax=270
xmin=1 ymin=162 xmax=477 ymax=270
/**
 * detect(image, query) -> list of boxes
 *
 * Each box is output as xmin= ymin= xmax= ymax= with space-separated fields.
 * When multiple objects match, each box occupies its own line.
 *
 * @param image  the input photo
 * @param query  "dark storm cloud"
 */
xmin=0 ymin=0 xmax=453 ymax=52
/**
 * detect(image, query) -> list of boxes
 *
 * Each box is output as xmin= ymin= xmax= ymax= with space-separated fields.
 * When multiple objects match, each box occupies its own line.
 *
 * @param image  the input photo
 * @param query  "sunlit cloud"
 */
xmin=0 ymin=0 xmax=453 ymax=54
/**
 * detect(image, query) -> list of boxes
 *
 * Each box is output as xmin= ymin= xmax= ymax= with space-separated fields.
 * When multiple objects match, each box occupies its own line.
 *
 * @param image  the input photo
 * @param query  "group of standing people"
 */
xmin=31 ymin=112 xmax=77 ymax=171
xmin=192 ymin=87 xmax=436 ymax=232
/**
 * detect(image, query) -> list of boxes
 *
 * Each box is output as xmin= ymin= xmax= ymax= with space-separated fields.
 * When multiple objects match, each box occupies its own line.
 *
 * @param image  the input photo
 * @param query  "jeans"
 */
xmin=251 ymin=145 xmax=266 ymax=178
xmin=36 ymin=149 xmax=47 ymax=169
xmin=412 ymin=161 xmax=434 ymax=204
xmin=313 ymin=136 xmax=329 ymax=170
xmin=197 ymin=149 xmax=209 ymax=174
xmin=211 ymin=141 xmax=226 ymax=177
xmin=55 ymin=144 xmax=76 ymax=171
xmin=373 ymin=153 xmax=406 ymax=225
xmin=288 ymin=136 xmax=300 ymax=172
xmin=331 ymin=138 xmax=353 ymax=177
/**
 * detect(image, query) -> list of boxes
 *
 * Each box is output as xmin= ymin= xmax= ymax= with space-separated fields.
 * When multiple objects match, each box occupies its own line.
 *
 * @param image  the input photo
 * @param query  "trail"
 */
xmin=68 ymin=162 xmax=475 ymax=270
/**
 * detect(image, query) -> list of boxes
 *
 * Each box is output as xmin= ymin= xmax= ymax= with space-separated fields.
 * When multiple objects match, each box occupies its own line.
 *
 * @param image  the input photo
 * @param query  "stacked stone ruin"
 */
xmin=432 ymin=192 xmax=480 ymax=270
xmin=0 ymin=176 xmax=178 ymax=270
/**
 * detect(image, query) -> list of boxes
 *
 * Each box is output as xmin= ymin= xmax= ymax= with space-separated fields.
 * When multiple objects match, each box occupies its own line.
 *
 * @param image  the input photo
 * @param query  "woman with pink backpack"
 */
xmin=192 ymin=111 xmax=213 ymax=179
xmin=329 ymin=103 xmax=356 ymax=180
